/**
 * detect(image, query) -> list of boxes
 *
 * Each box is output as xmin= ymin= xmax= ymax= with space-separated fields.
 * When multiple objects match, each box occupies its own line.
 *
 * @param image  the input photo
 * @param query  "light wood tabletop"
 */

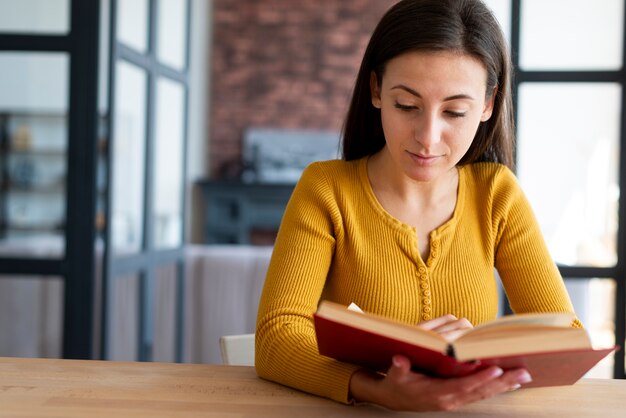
xmin=0 ymin=356 xmax=624 ymax=417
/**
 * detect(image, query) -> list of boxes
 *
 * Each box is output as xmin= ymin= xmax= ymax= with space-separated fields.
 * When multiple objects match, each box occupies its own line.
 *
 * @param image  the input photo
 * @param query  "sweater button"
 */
xmin=422 ymin=314 xmax=432 ymax=320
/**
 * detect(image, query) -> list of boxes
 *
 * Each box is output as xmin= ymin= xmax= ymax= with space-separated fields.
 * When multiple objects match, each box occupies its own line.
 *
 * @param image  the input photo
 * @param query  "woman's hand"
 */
xmin=349 ymin=355 xmax=532 ymax=412
xmin=418 ymin=314 xmax=474 ymax=341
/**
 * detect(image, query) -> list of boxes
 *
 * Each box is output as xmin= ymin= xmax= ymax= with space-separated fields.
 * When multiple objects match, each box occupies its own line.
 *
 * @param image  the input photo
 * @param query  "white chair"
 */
xmin=219 ymin=333 xmax=255 ymax=366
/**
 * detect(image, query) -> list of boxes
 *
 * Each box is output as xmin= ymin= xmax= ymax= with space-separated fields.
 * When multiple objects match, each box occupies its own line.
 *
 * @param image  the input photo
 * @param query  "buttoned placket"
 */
xmin=417 ymin=265 xmax=432 ymax=321
xmin=419 ymin=237 xmax=442 ymax=321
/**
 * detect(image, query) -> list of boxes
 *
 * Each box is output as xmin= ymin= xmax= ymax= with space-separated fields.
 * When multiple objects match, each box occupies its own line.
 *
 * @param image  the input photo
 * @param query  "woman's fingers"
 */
xmin=450 ymin=367 xmax=532 ymax=398
xmin=435 ymin=367 xmax=532 ymax=410
xmin=418 ymin=314 xmax=460 ymax=330
xmin=380 ymin=359 xmax=534 ymax=412
xmin=435 ymin=318 xmax=474 ymax=341
xmin=434 ymin=317 xmax=473 ymax=333
xmin=386 ymin=355 xmax=412 ymax=382
xmin=419 ymin=315 xmax=474 ymax=341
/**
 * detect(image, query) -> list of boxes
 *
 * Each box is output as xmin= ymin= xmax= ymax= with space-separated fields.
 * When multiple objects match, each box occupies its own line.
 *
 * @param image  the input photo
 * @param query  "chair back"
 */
xmin=219 ymin=333 xmax=255 ymax=365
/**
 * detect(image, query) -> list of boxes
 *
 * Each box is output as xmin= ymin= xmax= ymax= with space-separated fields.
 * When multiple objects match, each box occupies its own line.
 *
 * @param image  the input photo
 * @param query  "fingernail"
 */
xmin=392 ymin=355 xmax=402 ymax=368
xmin=517 ymin=371 xmax=532 ymax=384
xmin=491 ymin=367 xmax=504 ymax=378
xmin=509 ymin=384 xmax=521 ymax=391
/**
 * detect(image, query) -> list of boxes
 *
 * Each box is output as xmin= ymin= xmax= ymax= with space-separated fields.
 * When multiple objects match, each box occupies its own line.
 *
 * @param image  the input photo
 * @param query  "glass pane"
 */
xmin=0 ymin=276 xmax=63 ymax=358
xmin=564 ymin=278 xmax=615 ymax=378
xmin=520 ymin=0 xmax=623 ymax=70
xmin=108 ymin=274 xmax=139 ymax=361
xmin=0 ymin=53 xmax=69 ymax=112
xmin=117 ymin=0 xmax=149 ymax=53
xmin=157 ymin=0 xmax=188 ymax=70
xmin=153 ymin=78 xmax=184 ymax=249
xmin=99 ymin=0 xmax=111 ymax=115
xmin=482 ymin=0 xmax=511 ymax=46
xmin=112 ymin=61 xmax=147 ymax=254
xmin=517 ymin=83 xmax=620 ymax=267
xmin=0 ymin=0 xmax=69 ymax=34
xmin=0 ymin=53 xmax=69 ymax=257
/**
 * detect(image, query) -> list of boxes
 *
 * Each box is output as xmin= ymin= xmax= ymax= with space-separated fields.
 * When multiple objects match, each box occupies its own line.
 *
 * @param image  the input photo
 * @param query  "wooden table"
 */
xmin=0 ymin=357 xmax=624 ymax=417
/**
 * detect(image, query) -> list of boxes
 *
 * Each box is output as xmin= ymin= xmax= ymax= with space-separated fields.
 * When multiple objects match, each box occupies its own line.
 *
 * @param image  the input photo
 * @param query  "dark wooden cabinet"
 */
xmin=198 ymin=180 xmax=295 ymax=244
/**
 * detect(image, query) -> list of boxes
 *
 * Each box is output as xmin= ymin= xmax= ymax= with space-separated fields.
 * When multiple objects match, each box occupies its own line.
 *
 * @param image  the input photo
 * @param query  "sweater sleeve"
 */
xmin=492 ymin=167 xmax=582 ymax=327
xmin=255 ymin=163 xmax=360 ymax=404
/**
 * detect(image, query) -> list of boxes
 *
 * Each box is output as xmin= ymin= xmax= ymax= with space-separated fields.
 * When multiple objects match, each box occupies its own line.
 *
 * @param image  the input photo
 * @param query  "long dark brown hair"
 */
xmin=341 ymin=0 xmax=515 ymax=170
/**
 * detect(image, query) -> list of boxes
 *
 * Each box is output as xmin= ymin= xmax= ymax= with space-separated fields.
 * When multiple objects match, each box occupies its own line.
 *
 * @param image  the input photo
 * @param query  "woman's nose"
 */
xmin=415 ymin=114 xmax=442 ymax=147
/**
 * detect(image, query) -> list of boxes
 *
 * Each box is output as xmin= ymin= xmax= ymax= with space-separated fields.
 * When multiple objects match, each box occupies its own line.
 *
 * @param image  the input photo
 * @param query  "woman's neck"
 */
xmin=367 ymin=149 xmax=459 ymax=209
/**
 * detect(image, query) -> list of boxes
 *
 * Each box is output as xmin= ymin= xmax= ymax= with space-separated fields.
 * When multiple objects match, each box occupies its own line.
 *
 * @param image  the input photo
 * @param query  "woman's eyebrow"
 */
xmin=390 ymin=84 xmax=475 ymax=101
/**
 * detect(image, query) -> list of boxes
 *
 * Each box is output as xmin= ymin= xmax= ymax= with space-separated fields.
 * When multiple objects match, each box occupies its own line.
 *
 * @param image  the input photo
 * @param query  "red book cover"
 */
xmin=314 ymin=309 xmax=617 ymax=388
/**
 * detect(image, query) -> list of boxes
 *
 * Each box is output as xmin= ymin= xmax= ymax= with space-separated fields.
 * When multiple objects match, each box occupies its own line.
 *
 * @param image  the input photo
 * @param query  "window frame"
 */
xmin=102 ymin=0 xmax=191 ymax=362
xmin=509 ymin=0 xmax=626 ymax=379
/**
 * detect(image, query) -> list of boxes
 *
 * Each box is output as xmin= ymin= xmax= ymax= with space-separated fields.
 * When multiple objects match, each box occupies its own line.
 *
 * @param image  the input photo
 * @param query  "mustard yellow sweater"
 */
xmin=255 ymin=157 xmax=578 ymax=404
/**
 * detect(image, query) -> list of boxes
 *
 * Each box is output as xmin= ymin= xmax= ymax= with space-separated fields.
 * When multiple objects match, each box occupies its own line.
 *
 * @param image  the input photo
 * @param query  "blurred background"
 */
xmin=0 ymin=0 xmax=623 ymax=380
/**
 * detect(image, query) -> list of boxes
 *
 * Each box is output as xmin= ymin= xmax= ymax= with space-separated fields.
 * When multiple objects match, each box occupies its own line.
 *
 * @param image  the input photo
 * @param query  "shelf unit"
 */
xmin=0 ymin=112 xmax=68 ymax=239
xmin=0 ymin=111 xmax=108 ymax=239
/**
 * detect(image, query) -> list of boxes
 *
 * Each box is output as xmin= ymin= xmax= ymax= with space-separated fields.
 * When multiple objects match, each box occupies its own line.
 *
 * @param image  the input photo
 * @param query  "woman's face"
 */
xmin=370 ymin=50 xmax=494 ymax=183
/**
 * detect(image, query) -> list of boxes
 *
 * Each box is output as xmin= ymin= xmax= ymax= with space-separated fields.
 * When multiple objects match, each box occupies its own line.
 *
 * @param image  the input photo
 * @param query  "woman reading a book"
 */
xmin=256 ymin=0 xmax=581 ymax=412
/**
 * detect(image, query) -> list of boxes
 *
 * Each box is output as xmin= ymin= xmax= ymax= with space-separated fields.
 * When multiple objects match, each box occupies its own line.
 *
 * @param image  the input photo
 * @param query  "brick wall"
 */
xmin=209 ymin=0 xmax=396 ymax=178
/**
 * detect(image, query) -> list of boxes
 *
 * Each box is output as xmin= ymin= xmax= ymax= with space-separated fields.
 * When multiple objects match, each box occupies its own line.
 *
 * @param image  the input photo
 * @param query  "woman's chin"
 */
xmin=401 ymin=163 xmax=444 ymax=182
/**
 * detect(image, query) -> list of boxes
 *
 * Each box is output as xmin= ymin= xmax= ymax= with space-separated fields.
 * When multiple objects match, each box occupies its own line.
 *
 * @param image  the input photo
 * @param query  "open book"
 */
xmin=313 ymin=301 xmax=617 ymax=388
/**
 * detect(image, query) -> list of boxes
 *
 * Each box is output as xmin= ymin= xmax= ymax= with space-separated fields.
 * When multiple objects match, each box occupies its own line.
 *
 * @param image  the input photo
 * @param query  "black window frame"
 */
xmin=510 ymin=0 xmax=625 ymax=379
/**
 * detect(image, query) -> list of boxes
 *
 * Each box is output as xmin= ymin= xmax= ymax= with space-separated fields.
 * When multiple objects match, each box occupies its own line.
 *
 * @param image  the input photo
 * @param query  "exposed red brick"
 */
xmin=209 ymin=0 xmax=396 ymax=178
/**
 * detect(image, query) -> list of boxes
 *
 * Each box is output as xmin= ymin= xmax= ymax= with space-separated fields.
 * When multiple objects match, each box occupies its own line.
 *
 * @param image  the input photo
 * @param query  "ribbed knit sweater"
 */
xmin=255 ymin=157 xmax=579 ymax=404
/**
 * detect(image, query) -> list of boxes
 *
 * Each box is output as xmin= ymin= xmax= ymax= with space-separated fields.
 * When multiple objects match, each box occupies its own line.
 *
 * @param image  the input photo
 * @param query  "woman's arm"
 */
xmin=493 ymin=168 xmax=580 ymax=324
xmin=255 ymin=163 xmax=360 ymax=403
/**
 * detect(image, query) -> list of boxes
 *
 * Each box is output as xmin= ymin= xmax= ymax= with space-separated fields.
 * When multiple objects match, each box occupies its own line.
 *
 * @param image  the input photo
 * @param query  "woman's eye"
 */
xmin=445 ymin=110 xmax=466 ymax=118
xmin=394 ymin=102 xmax=417 ymax=111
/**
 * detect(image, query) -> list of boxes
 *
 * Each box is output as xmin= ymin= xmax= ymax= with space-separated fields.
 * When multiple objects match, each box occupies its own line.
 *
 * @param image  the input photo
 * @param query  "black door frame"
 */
xmin=0 ymin=0 xmax=101 ymax=359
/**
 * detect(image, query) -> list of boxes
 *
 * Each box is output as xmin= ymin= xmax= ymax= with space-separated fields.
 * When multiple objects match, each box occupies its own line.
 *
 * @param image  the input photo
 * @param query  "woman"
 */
xmin=255 ymin=0 xmax=580 ymax=411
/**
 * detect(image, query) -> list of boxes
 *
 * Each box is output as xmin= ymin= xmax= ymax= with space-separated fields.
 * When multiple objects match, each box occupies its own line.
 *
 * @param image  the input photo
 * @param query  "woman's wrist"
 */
xmin=348 ymin=368 xmax=384 ymax=406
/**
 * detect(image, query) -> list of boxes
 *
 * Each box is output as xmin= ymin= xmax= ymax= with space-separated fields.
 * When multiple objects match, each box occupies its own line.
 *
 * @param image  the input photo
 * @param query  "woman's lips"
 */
xmin=407 ymin=150 xmax=440 ymax=165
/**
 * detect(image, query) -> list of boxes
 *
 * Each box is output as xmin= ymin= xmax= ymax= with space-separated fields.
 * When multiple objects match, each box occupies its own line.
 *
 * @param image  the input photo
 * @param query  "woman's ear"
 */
xmin=481 ymin=86 xmax=497 ymax=122
xmin=370 ymin=71 xmax=382 ymax=109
